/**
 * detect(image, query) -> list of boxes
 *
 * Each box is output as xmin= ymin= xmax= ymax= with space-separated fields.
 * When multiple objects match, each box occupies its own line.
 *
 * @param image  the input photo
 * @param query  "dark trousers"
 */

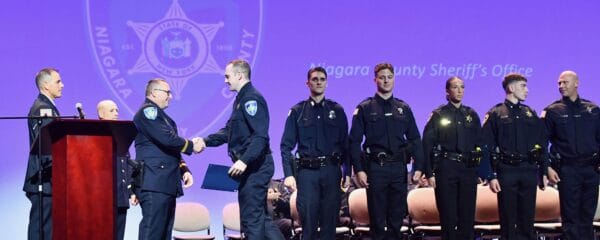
xmin=558 ymin=165 xmax=599 ymax=240
xmin=138 ymin=190 xmax=176 ymax=240
xmin=296 ymin=164 xmax=342 ymax=240
xmin=496 ymin=163 xmax=537 ymax=240
xmin=26 ymin=192 xmax=52 ymax=240
xmin=238 ymin=154 xmax=284 ymax=240
xmin=434 ymin=160 xmax=477 ymax=240
xmin=116 ymin=206 xmax=128 ymax=240
xmin=366 ymin=161 xmax=407 ymax=240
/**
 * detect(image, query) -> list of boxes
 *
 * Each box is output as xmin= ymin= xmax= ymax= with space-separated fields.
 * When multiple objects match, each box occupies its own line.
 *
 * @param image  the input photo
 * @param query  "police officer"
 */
xmin=542 ymin=70 xmax=600 ymax=240
xmin=25 ymin=67 xmax=63 ymax=240
xmin=422 ymin=76 xmax=482 ymax=240
xmin=349 ymin=62 xmax=425 ymax=240
xmin=200 ymin=59 xmax=284 ymax=240
xmin=133 ymin=79 xmax=199 ymax=240
xmin=482 ymin=73 xmax=548 ymax=240
xmin=98 ymin=99 xmax=194 ymax=240
xmin=280 ymin=66 xmax=350 ymax=240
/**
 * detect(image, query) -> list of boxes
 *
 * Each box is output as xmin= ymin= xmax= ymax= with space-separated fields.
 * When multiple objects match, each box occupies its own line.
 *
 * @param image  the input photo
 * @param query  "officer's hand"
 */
xmin=428 ymin=177 xmax=436 ymax=188
xmin=547 ymin=167 xmax=560 ymax=184
xmin=182 ymin=171 xmax=193 ymax=188
xmin=489 ymin=179 xmax=501 ymax=193
xmin=357 ymin=171 xmax=369 ymax=188
xmin=192 ymin=137 xmax=206 ymax=153
xmin=412 ymin=170 xmax=423 ymax=184
xmin=341 ymin=176 xmax=351 ymax=191
xmin=129 ymin=194 xmax=139 ymax=206
xmin=284 ymin=176 xmax=297 ymax=192
xmin=539 ymin=175 xmax=549 ymax=190
xmin=228 ymin=160 xmax=247 ymax=177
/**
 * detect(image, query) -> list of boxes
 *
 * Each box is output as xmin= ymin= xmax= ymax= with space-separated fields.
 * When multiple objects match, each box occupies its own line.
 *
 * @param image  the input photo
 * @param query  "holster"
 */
xmin=129 ymin=158 xmax=144 ymax=188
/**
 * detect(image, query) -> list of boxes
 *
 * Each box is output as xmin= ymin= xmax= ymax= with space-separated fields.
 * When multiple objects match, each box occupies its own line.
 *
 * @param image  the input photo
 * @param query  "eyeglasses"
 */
xmin=154 ymin=88 xmax=172 ymax=96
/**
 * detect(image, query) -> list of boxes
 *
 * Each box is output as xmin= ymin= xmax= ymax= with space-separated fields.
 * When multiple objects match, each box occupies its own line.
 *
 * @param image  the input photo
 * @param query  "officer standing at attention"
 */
xmin=280 ymin=66 xmax=350 ymax=240
xmin=422 ymin=76 xmax=482 ymax=240
xmin=482 ymin=73 xmax=548 ymax=240
xmin=199 ymin=59 xmax=284 ymax=240
xmin=133 ymin=79 xmax=200 ymax=240
xmin=543 ymin=70 xmax=600 ymax=240
xmin=25 ymin=67 xmax=63 ymax=240
xmin=348 ymin=62 xmax=425 ymax=240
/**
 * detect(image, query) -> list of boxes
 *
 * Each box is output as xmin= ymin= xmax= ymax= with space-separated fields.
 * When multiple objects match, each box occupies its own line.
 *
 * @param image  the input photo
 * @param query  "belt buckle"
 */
xmin=317 ymin=156 xmax=327 ymax=167
xmin=377 ymin=152 xmax=387 ymax=166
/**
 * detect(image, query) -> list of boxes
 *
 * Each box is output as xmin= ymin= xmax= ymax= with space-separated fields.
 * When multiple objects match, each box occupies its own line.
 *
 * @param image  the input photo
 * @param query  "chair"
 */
xmin=222 ymin=202 xmax=243 ymax=240
xmin=533 ymin=186 xmax=561 ymax=240
xmin=407 ymin=187 xmax=441 ymax=238
xmin=289 ymin=191 xmax=351 ymax=239
xmin=347 ymin=188 xmax=409 ymax=238
xmin=474 ymin=184 xmax=501 ymax=239
xmin=172 ymin=202 xmax=215 ymax=240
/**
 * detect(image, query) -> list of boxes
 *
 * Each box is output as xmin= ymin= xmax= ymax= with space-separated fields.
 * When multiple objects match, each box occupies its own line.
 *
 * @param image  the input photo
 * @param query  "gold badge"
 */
xmin=525 ymin=110 xmax=533 ymax=117
xmin=466 ymin=115 xmax=472 ymax=123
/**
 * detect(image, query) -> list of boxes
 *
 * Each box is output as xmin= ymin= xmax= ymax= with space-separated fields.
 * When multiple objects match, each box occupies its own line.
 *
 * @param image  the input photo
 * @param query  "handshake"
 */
xmin=191 ymin=137 xmax=206 ymax=153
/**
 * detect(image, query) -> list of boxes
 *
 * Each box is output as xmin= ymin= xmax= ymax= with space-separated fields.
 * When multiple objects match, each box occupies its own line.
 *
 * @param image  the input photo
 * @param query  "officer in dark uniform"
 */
xmin=25 ymin=68 xmax=63 ymax=240
xmin=481 ymin=73 xmax=548 ymax=240
xmin=349 ymin=62 xmax=425 ymax=240
xmin=201 ymin=59 xmax=284 ymax=240
xmin=133 ymin=79 xmax=199 ymax=240
xmin=422 ymin=76 xmax=482 ymax=240
xmin=280 ymin=66 xmax=350 ymax=240
xmin=542 ymin=70 xmax=600 ymax=240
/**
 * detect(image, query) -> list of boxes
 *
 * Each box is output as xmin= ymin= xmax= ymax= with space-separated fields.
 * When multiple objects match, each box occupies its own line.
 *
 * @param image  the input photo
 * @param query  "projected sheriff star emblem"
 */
xmin=127 ymin=0 xmax=223 ymax=99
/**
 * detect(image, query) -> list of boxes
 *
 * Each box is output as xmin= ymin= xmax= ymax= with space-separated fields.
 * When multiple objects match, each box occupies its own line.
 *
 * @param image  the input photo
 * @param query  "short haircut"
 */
xmin=374 ymin=62 xmax=394 ymax=77
xmin=145 ymin=78 xmax=167 ymax=96
xmin=307 ymin=66 xmax=327 ymax=80
xmin=228 ymin=59 xmax=251 ymax=80
xmin=35 ymin=67 xmax=59 ymax=90
xmin=502 ymin=73 xmax=527 ymax=92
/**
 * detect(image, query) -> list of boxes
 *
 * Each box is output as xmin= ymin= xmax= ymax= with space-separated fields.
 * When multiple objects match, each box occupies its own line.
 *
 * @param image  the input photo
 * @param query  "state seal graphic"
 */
xmin=86 ymin=0 xmax=263 ymax=137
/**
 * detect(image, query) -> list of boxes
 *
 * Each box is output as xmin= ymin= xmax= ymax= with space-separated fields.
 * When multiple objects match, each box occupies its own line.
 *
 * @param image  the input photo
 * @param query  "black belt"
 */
xmin=442 ymin=152 xmax=470 ymax=163
xmin=296 ymin=155 xmax=340 ymax=169
xmin=499 ymin=153 xmax=531 ymax=166
xmin=368 ymin=152 xmax=404 ymax=166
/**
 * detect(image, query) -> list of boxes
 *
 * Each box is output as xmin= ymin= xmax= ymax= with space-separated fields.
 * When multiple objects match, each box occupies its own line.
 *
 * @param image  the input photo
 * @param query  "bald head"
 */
xmin=558 ymin=70 xmax=579 ymax=101
xmin=97 ymin=100 xmax=119 ymax=120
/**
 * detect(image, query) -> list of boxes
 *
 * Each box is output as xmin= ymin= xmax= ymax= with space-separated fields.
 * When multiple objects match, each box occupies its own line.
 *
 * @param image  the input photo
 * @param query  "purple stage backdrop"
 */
xmin=1 ymin=1 xmax=599 ymax=238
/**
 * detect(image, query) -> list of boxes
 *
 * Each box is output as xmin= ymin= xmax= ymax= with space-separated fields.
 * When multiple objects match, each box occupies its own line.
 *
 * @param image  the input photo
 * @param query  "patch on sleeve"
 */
xmin=482 ymin=114 xmax=489 ymax=125
xmin=39 ymin=108 xmax=52 ymax=117
xmin=244 ymin=100 xmax=258 ymax=116
xmin=540 ymin=110 xmax=546 ymax=118
xmin=353 ymin=108 xmax=359 ymax=116
xmin=143 ymin=107 xmax=157 ymax=120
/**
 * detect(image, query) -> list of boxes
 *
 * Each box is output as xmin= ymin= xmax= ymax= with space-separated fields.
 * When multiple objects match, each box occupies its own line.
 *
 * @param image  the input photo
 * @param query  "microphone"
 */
xmin=75 ymin=103 xmax=86 ymax=119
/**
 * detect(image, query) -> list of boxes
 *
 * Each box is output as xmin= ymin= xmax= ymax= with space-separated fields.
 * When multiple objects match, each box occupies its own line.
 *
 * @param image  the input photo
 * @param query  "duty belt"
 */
xmin=441 ymin=152 xmax=470 ymax=163
xmin=368 ymin=152 xmax=404 ymax=166
xmin=296 ymin=155 xmax=340 ymax=169
xmin=499 ymin=152 xmax=531 ymax=165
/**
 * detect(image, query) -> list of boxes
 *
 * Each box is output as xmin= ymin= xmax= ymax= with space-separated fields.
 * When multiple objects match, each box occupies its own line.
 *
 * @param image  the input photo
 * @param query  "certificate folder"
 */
xmin=201 ymin=164 xmax=239 ymax=192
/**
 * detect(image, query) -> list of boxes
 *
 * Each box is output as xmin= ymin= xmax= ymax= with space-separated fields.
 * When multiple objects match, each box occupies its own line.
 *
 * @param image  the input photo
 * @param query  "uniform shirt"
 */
xmin=280 ymin=97 xmax=349 ymax=177
xmin=24 ymin=94 xmax=60 ymax=193
xmin=348 ymin=94 xmax=425 ymax=172
xmin=205 ymin=82 xmax=270 ymax=164
xmin=133 ymin=99 xmax=194 ymax=196
xmin=542 ymin=96 xmax=600 ymax=160
xmin=481 ymin=100 xmax=548 ymax=178
xmin=422 ymin=103 xmax=482 ymax=177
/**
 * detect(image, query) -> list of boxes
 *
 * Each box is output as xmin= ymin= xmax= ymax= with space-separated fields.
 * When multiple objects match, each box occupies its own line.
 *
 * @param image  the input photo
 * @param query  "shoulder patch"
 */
xmin=143 ymin=107 xmax=157 ymax=120
xmin=353 ymin=108 xmax=359 ymax=116
xmin=244 ymin=100 xmax=258 ymax=116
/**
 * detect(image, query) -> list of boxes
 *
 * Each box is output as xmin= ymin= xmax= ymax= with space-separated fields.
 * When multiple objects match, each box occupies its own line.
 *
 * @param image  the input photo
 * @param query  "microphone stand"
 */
xmin=0 ymin=115 xmax=78 ymax=240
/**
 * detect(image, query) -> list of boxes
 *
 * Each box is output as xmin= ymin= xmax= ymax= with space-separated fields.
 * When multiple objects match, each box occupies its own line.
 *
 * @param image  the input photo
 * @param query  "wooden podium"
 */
xmin=42 ymin=119 xmax=136 ymax=239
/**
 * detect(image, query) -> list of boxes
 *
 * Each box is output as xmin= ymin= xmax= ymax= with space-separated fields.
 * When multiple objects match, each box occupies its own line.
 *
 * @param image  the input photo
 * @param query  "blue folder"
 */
xmin=201 ymin=164 xmax=239 ymax=192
